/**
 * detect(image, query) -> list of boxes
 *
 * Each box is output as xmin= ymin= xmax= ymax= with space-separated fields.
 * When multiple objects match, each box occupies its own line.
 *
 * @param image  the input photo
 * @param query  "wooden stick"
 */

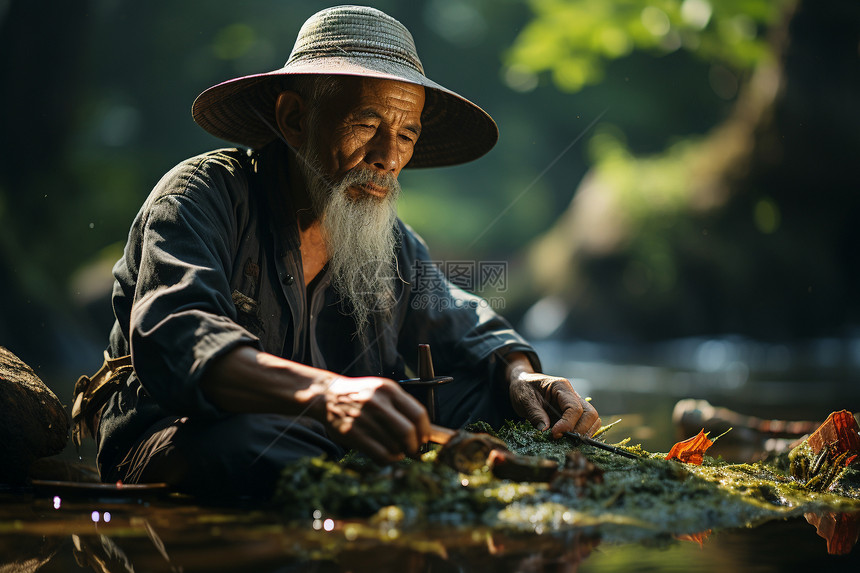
xmin=428 ymin=423 xmax=457 ymax=445
xmin=564 ymin=431 xmax=639 ymax=459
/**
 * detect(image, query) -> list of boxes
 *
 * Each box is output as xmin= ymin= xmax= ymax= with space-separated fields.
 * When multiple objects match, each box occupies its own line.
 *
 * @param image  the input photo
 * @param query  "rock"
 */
xmin=0 ymin=346 xmax=69 ymax=484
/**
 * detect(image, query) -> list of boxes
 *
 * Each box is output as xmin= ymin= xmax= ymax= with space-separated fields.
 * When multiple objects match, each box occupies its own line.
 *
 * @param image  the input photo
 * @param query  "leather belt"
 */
xmin=72 ymin=351 xmax=133 ymax=446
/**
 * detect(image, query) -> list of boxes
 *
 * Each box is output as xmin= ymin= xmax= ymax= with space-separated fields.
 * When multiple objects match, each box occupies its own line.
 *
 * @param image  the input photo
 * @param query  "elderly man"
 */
xmin=73 ymin=5 xmax=600 ymax=498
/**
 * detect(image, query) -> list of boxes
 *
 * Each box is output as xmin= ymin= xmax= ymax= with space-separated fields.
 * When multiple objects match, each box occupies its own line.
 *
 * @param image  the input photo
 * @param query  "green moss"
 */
xmin=273 ymin=421 xmax=860 ymax=543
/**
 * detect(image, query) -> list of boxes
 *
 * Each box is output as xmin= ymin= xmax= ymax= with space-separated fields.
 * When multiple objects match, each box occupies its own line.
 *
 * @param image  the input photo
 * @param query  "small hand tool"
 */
xmin=563 ymin=431 xmax=639 ymax=459
xmin=398 ymin=343 xmax=452 ymax=424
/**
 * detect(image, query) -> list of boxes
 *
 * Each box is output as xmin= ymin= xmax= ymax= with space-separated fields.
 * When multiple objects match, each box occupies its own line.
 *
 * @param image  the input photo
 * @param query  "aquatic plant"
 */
xmin=272 ymin=420 xmax=860 ymax=543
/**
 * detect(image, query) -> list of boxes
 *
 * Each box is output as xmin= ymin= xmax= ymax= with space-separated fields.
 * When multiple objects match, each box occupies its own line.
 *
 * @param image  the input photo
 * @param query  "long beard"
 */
xmin=294 ymin=144 xmax=401 ymax=336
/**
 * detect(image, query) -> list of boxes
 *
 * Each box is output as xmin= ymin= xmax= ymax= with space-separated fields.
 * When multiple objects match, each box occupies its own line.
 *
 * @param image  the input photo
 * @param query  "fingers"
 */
xmin=570 ymin=400 xmax=601 ymax=436
xmin=585 ymin=415 xmax=603 ymax=438
xmin=364 ymin=388 xmax=427 ymax=456
xmin=510 ymin=380 xmax=551 ymax=431
xmin=510 ymin=373 xmax=601 ymax=439
xmin=386 ymin=382 xmax=431 ymax=449
xmin=525 ymin=402 xmax=552 ymax=432
xmin=550 ymin=382 xmax=600 ymax=438
xmin=324 ymin=376 xmax=430 ymax=463
xmin=550 ymin=395 xmax=582 ymax=438
xmin=327 ymin=408 xmax=403 ymax=464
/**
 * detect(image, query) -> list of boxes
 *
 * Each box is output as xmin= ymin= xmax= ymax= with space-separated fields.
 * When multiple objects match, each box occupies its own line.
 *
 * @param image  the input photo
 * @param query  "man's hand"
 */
xmin=505 ymin=352 xmax=601 ymax=438
xmin=201 ymin=346 xmax=430 ymax=465
xmin=314 ymin=376 xmax=431 ymax=464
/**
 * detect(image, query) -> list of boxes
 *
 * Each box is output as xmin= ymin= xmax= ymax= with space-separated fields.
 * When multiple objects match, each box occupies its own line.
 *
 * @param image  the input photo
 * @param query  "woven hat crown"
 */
xmin=191 ymin=5 xmax=498 ymax=168
xmin=288 ymin=6 xmax=425 ymax=76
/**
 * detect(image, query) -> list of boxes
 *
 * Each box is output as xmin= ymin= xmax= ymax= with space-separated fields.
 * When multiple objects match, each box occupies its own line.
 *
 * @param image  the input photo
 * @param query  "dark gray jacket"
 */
xmin=97 ymin=142 xmax=538 ymax=473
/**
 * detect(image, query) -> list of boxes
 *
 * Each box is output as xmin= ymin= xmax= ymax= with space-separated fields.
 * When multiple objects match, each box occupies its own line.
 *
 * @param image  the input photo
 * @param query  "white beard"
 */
xmin=294 ymin=142 xmax=401 ymax=336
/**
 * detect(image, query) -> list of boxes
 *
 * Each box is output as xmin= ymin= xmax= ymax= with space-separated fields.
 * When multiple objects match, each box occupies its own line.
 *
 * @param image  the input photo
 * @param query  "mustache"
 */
xmin=337 ymin=166 xmax=401 ymax=198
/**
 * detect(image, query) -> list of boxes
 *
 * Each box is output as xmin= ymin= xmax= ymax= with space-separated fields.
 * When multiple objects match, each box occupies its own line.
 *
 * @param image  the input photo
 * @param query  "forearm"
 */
xmin=200 ymin=345 xmax=333 ymax=419
xmin=503 ymin=351 xmax=537 ymax=384
xmin=201 ymin=344 xmax=431 ymax=463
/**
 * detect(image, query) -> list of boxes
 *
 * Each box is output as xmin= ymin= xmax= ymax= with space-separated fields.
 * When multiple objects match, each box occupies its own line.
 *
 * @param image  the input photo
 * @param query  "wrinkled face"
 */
xmin=309 ymin=77 xmax=425 ymax=200
xmin=280 ymin=77 xmax=425 ymax=335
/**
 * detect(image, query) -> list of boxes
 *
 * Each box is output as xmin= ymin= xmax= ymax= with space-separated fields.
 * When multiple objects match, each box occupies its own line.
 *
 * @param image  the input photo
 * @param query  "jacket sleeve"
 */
xmin=113 ymin=151 xmax=262 ymax=417
xmin=395 ymin=221 xmax=541 ymax=384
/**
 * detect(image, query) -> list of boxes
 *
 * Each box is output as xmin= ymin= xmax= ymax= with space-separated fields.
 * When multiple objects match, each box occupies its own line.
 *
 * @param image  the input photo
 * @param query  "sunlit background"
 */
xmin=1 ymin=0 xmax=858 ymax=433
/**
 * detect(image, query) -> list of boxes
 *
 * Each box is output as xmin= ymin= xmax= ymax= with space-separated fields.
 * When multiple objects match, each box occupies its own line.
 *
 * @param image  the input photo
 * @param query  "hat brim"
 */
xmin=191 ymin=57 xmax=498 ymax=169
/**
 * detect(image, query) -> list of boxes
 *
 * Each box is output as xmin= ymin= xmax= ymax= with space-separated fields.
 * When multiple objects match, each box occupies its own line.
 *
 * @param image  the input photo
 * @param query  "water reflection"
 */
xmin=805 ymin=511 xmax=860 ymax=556
xmin=1 ymin=490 xmax=858 ymax=572
xmin=2 ymin=495 xmax=601 ymax=572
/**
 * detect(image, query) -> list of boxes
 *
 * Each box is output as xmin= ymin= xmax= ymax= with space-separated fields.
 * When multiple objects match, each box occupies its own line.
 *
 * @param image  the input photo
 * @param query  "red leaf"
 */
xmin=665 ymin=429 xmax=714 ymax=465
xmin=675 ymin=530 xmax=712 ymax=547
xmin=805 ymin=512 xmax=860 ymax=555
xmin=807 ymin=410 xmax=860 ymax=462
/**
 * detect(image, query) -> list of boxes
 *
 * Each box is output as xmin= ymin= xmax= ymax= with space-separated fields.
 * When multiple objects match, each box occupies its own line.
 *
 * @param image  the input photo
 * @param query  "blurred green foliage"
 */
xmin=520 ymin=0 xmax=860 ymax=340
xmin=506 ymin=0 xmax=787 ymax=93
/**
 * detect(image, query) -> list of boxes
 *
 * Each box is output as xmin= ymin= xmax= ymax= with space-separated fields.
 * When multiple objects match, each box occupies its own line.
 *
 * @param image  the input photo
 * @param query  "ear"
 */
xmin=275 ymin=91 xmax=307 ymax=148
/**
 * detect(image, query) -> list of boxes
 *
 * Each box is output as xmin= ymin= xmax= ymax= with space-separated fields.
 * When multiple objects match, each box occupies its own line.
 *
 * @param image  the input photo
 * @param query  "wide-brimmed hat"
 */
xmin=191 ymin=5 xmax=498 ymax=168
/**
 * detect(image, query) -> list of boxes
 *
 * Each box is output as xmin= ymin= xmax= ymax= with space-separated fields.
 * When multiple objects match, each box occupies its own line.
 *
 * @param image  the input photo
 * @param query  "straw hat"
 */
xmin=191 ymin=5 xmax=498 ymax=168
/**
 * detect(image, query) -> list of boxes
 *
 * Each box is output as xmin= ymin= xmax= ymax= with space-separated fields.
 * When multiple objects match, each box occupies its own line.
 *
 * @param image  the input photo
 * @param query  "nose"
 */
xmin=364 ymin=130 xmax=399 ymax=173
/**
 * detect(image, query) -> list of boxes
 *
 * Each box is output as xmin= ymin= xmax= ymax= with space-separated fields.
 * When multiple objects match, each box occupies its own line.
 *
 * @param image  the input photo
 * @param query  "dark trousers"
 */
xmin=103 ymin=374 xmax=516 ymax=500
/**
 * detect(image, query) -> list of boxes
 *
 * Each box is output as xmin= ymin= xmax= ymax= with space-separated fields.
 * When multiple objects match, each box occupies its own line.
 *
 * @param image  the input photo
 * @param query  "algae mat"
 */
xmin=273 ymin=421 xmax=860 ymax=548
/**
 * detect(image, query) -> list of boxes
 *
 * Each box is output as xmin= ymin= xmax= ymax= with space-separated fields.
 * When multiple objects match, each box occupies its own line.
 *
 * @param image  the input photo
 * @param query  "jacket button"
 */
xmin=282 ymin=274 xmax=294 ymax=285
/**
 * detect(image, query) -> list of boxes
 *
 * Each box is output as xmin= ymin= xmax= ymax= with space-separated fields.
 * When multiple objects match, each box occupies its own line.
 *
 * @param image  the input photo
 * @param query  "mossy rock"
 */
xmin=0 ymin=346 xmax=69 ymax=484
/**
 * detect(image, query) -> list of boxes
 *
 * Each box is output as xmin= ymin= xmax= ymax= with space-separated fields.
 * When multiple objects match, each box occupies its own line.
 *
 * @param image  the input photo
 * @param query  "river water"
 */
xmin=2 ymin=335 xmax=859 ymax=572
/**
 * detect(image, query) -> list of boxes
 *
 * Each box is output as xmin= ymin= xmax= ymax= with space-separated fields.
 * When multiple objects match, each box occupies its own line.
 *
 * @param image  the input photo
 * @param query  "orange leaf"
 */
xmin=675 ymin=530 xmax=712 ymax=547
xmin=807 ymin=410 xmax=860 ymax=461
xmin=805 ymin=512 xmax=860 ymax=555
xmin=665 ymin=429 xmax=714 ymax=465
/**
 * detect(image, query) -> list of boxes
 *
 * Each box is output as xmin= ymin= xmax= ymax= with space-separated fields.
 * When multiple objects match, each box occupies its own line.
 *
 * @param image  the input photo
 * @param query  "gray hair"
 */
xmin=287 ymin=75 xmax=344 ymax=112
